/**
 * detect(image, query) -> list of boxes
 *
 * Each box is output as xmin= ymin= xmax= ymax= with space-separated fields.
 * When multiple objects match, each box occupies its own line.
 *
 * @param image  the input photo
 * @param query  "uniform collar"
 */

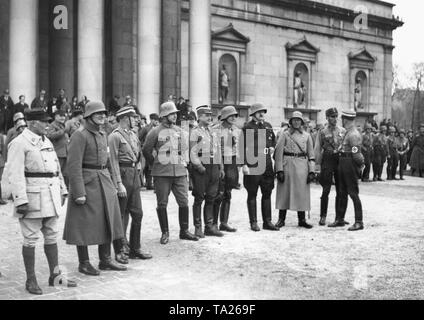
xmin=22 ymin=128 xmax=43 ymax=146
xmin=85 ymin=119 xmax=103 ymax=134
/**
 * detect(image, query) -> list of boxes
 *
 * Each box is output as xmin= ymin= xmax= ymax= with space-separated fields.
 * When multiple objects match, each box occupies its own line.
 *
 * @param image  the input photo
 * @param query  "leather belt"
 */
xmin=25 ymin=172 xmax=59 ymax=178
xmin=83 ymin=164 xmax=107 ymax=170
xmin=339 ymin=152 xmax=353 ymax=158
xmin=284 ymin=152 xmax=307 ymax=158
xmin=119 ymin=162 xmax=137 ymax=168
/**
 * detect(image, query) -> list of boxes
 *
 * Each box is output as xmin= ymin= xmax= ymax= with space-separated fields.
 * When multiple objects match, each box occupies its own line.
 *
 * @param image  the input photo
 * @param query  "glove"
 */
xmin=17 ymin=204 xmax=29 ymax=216
xmin=75 ymin=196 xmax=87 ymax=205
xmin=277 ymin=171 xmax=285 ymax=184
xmin=307 ymin=172 xmax=316 ymax=184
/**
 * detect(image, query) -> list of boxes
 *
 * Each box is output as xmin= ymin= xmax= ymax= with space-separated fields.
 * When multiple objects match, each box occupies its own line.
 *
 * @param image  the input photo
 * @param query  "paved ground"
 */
xmin=1 ymin=174 xmax=424 ymax=300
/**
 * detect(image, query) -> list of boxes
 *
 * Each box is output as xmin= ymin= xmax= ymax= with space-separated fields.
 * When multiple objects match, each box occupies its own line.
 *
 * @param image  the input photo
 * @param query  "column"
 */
xmin=138 ymin=0 xmax=161 ymax=115
xmin=189 ymin=0 xmax=211 ymax=108
xmin=9 ymin=0 xmax=39 ymax=100
xmin=78 ymin=0 xmax=104 ymax=101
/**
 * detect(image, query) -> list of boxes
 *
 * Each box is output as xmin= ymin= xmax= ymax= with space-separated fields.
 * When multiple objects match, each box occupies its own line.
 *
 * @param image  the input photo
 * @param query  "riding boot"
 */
xmin=22 ymin=246 xmax=42 ymax=295
xmin=261 ymin=198 xmax=279 ymax=231
xmin=45 ymin=244 xmax=77 ymax=288
xmin=179 ymin=207 xmax=199 ymax=241
xmin=204 ymin=202 xmax=224 ymax=237
xmin=319 ymin=197 xmax=328 ymax=226
xmin=275 ymin=210 xmax=286 ymax=228
xmin=193 ymin=203 xmax=205 ymax=238
xmin=298 ymin=211 xmax=313 ymax=229
xmin=247 ymin=199 xmax=260 ymax=232
xmin=219 ymin=200 xmax=237 ymax=232
xmin=157 ymin=208 xmax=170 ymax=245
xmin=98 ymin=244 xmax=127 ymax=271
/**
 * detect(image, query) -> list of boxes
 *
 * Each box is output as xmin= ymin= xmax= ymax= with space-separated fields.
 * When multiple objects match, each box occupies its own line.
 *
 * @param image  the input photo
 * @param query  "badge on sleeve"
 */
xmin=352 ymin=146 xmax=359 ymax=154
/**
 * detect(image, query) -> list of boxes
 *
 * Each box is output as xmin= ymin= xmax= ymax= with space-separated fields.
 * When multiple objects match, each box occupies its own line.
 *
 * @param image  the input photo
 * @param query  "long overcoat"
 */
xmin=410 ymin=134 xmax=424 ymax=171
xmin=275 ymin=129 xmax=315 ymax=211
xmin=63 ymin=121 xmax=123 ymax=246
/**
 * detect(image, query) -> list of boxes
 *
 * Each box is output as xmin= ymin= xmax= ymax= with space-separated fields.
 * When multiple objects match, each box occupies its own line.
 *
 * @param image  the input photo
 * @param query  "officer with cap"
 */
xmin=386 ymin=126 xmax=399 ymax=180
xmin=332 ymin=110 xmax=365 ymax=231
xmin=190 ymin=105 xmax=225 ymax=238
xmin=63 ymin=101 xmax=127 ymax=276
xmin=7 ymin=109 xmax=76 ymax=295
xmin=213 ymin=106 xmax=242 ymax=233
xmin=361 ymin=123 xmax=374 ymax=182
xmin=372 ymin=125 xmax=389 ymax=181
xmin=139 ymin=113 xmax=160 ymax=190
xmin=314 ymin=108 xmax=347 ymax=227
xmin=396 ymin=129 xmax=409 ymax=180
xmin=242 ymin=103 xmax=279 ymax=232
xmin=109 ymin=106 xmax=153 ymax=263
xmin=142 ymin=102 xmax=198 ymax=244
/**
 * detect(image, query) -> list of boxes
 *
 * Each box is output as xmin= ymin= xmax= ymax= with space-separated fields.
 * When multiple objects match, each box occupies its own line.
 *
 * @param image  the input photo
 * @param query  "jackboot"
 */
xmin=179 ymin=207 xmax=199 ymax=241
xmin=23 ymin=246 xmax=42 ymax=295
xmin=298 ymin=212 xmax=313 ymax=229
xmin=219 ymin=201 xmax=237 ymax=232
xmin=262 ymin=199 xmax=279 ymax=231
xmin=204 ymin=202 xmax=224 ymax=237
xmin=212 ymin=200 xmax=221 ymax=228
xmin=45 ymin=244 xmax=77 ymax=288
xmin=157 ymin=208 xmax=170 ymax=245
xmin=193 ymin=204 xmax=205 ymax=238
xmin=98 ymin=244 xmax=127 ymax=271
xmin=275 ymin=210 xmax=286 ymax=229
xmin=348 ymin=222 xmax=364 ymax=231
xmin=247 ymin=199 xmax=260 ymax=232
xmin=319 ymin=198 xmax=328 ymax=226
xmin=113 ymin=239 xmax=129 ymax=264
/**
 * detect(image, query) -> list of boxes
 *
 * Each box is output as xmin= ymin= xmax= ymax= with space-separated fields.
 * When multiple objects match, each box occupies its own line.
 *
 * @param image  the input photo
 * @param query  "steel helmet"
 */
xmin=84 ymin=101 xmax=107 ymax=118
xmin=159 ymin=102 xmax=179 ymax=118
xmin=220 ymin=106 xmax=238 ymax=121
xmin=249 ymin=103 xmax=267 ymax=117
xmin=289 ymin=111 xmax=305 ymax=125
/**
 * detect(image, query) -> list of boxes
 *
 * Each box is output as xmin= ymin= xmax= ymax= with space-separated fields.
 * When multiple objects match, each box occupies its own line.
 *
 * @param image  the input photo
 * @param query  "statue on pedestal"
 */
xmin=354 ymin=78 xmax=363 ymax=111
xmin=219 ymin=65 xmax=230 ymax=104
xmin=293 ymin=71 xmax=306 ymax=107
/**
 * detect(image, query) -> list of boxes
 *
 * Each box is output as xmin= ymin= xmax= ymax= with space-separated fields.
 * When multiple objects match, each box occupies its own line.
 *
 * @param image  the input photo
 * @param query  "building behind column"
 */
xmin=0 ymin=0 xmax=402 ymax=127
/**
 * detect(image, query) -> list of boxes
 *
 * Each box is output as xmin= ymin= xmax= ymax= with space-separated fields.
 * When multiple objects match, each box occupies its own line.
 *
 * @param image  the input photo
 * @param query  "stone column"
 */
xmin=189 ymin=0 xmax=211 ymax=108
xmin=138 ymin=0 xmax=161 ymax=115
xmin=9 ymin=0 xmax=39 ymax=100
xmin=78 ymin=0 xmax=104 ymax=101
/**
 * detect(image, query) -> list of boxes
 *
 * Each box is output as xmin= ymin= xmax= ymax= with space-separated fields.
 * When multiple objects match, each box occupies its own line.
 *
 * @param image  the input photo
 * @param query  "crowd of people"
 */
xmin=1 ymin=86 xmax=424 ymax=296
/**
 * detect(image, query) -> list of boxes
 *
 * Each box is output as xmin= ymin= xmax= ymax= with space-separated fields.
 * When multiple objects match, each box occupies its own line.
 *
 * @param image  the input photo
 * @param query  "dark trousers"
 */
xmin=362 ymin=150 xmax=372 ymax=181
xmin=319 ymin=154 xmax=340 ymax=218
xmin=399 ymin=153 xmax=407 ymax=178
xmin=113 ymin=167 xmax=143 ymax=254
xmin=77 ymin=244 xmax=111 ymax=263
xmin=337 ymin=157 xmax=363 ymax=223
xmin=154 ymin=176 xmax=189 ymax=209
xmin=387 ymin=152 xmax=399 ymax=179
xmin=244 ymin=173 xmax=274 ymax=202
xmin=144 ymin=164 xmax=153 ymax=188
xmin=372 ymin=147 xmax=386 ymax=179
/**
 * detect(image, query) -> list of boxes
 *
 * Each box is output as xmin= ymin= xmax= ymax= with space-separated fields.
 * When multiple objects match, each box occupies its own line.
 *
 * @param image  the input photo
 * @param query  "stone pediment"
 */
xmin=286 ymin=36 xmax=319 ymax=63
xmin=212 ymin=23 xmax=250 ymax=53
xmin=349 ymin=47 xmax=377 ymax=70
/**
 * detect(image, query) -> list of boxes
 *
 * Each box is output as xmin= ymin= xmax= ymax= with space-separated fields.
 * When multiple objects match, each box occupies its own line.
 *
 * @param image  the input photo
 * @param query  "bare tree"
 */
xmin=412 ymin=62 xmax=424 ymax=130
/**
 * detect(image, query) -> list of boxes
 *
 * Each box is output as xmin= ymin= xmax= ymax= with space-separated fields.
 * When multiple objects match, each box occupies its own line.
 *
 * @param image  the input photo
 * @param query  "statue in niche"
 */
xmin=354 ymin=77 xmax=363 ymax=111
xmin=293 ymin=71 xmax=306 ymax=107
xmin=219 ymin=64 xmax=230 ymax=104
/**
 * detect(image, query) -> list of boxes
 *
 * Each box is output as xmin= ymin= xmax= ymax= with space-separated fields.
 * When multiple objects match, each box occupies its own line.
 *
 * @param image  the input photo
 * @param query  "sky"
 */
xmin=391 ymin=0 xmax=424 ymax=87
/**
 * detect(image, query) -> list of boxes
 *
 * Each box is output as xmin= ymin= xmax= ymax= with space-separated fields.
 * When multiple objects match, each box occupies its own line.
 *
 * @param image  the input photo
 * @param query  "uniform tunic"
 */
xmin=410 ymin=134 xmax=424 ymax=171
xmin=63 ymin=121 xmax=123 ymax=246
xmin=275 ymin=129 xmax=315 ymax=211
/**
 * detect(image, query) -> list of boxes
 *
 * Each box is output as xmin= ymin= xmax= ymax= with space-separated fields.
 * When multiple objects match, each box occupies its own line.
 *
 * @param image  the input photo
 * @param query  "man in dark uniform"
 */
xmin=386 ymin=126 xmax=399 ymax=180
xmin=139 ymin=113 xmax=160 ymax=190
xmin=332 ymin=110 xmax=365 ymax=231
xmin=361 ymin=123 xmax=374 ymax=182
xmin=0 ymin=89 xmax=14 ymax=134
xmin=109 ymin=106 xmax=153 ymax=263
xmin=142 ymin=102 xmax=198 ymax=245
xmin=372 ymin=125 xmax=389 ymax=181
xmin=314 ymin=108 xmax=347 ymax=227
xmin=242 ymin=103 xmax=279 ymax=232
xmin=63 ymin=101 xmax=127 ymax=276
xmin=212 ymin=106 xmax=242 ymax=233
xmin=190 ymin=105 xmax=225 ymax=238
xmin=396 ymin=129 xmax=409 ymax=180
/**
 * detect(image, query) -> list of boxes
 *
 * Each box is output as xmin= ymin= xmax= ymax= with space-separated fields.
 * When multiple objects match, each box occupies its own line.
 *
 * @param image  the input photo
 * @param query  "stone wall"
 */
xmin=0 ymin=0 xmax=10 ymax=92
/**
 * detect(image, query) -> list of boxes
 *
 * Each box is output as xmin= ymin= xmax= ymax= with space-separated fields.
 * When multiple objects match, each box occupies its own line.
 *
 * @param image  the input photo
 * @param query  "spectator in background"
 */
xmin=78 ymin=95 xmax=89 ymax=111
xmin=410 ymin=124 xmax=424 ymax=177
xmin=0 ymin=89 xmax=14 ymax=134
xmin=123 ymin=95 xmax=133 ymax=107
xmin=59 ymin=97 xmax=72 ymax=118
xmin=12 ymin=95 xmax=30 ymax=117
xmin=65 ymin=109 xmax=84 ymax=137
xmin=407 ymin=129 xmax=414 ymax=166
xmin=31 ymin=89 xmax=48 ymax=111
xmin=5 ymin=113 xmax=26 ymax=155
xmin=0 ymin=132 xmax=7 ymax=205
xmin=108 ymin=95 xmax=121 ymax=114
xmin=56 ymin=88 xmax=67 ymax=107
xmin=70 ymin=96 xmax=79 ymax=111
xmin=47 ymin=97 xmax=59 ymax=118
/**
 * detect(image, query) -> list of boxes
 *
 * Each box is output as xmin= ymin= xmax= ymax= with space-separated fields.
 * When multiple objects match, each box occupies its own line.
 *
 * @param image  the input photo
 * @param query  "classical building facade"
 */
xmin=0 ymin=0 xmax=402 ymax=126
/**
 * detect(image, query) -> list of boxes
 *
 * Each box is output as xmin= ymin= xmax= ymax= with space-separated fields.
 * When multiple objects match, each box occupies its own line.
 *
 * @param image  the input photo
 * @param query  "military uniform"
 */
xmin=386 ymin=128 xmax=399 ymax=180
xmin=396 ymin=132 xmax=409 ymax=179
xmin=63 ymin=101 xmax=127 ymax=276
xmin=334 ymin=110 xmax=364 ymax=231
xmin=142 ymin=102 xmax=198 ymax=245
xmin=190 ymin=106 xmax=224 ymax=238
xmin=314 ymin=108 xmax=346 ymax=226
xmin=7 ymin=110 xmax=75 ymax=295
xmin=109 ymin=107 xmax=152 ymax=262
xmin=242 ymin=103 xmax=278 ymax=231
xmin=372 ymin=127 xmax=389 ymax=181
xmin=361 ymin=125 xmax=374 ymax=182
